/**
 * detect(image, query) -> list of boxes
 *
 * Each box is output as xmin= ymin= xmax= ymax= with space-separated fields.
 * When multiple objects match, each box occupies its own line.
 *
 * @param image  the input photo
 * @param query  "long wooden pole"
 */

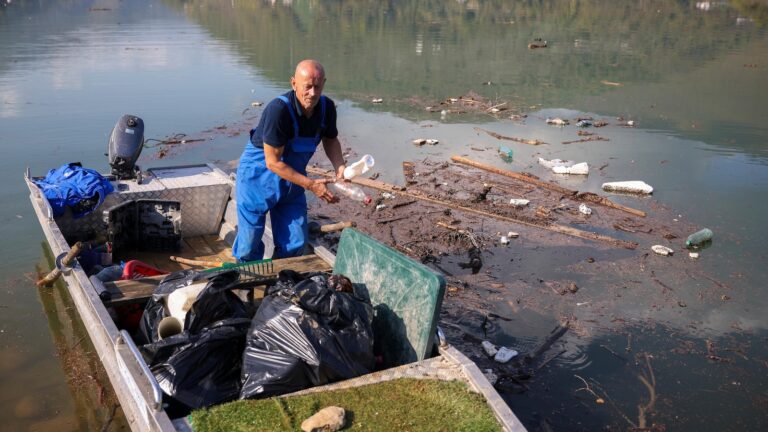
xmin=37 ymin=242 xmax=84 ymax=287
xmin=451 ymin=156 xmax=646 ymax=217
xmin=307 ymin=167 xmax=637 ymax=249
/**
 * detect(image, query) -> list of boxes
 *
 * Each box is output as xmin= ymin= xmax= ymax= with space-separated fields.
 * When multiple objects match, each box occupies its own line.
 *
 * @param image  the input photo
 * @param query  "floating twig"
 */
xmin=562 ymin=136 xmax=609 ymax=145
xmin=474 ymin=127 xmax=545 ymax=146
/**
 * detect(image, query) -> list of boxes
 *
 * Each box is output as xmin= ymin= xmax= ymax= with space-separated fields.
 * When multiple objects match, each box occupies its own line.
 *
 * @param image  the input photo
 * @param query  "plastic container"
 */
xmin=329 ymin=182 xmax=372 ymax=204
xmin=343 ymin=154 xmax=375 ymax=179
xmin=686 ymin=228 xmax=713 ymax=248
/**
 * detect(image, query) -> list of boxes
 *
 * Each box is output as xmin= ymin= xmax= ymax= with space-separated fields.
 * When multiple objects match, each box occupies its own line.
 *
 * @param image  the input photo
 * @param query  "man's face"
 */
xmin=291 ymin=68 xmax=325 ymax=113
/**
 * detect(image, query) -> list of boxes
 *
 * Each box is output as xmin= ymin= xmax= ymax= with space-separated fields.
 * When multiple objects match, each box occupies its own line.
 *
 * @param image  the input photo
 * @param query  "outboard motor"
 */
xmin=108 ymin=115 xmax=144 ymax=180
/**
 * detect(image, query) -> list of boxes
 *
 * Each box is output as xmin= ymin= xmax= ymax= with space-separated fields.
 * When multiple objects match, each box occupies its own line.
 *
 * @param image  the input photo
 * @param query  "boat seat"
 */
xmin=101 ymin=254 xmax=331 ymax=307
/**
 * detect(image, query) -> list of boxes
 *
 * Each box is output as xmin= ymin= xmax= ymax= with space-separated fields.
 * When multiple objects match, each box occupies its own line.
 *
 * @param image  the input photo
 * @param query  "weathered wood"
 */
xmin=170 ymin=256 xmax=222 ymax=267
xmin=451 ymin=156 xmax=574 ymax=195
xmin=307 ymin=166 xmax=637 ymax=249
xmin=473 ymin=127 xmax=545 ymax=146
xmin=317 ymin=221 xmax=355 ymax=233
xmin=452 ymin=156 xmax=646 ymax=217
xmin=103 ymin=254 xmax=333 ymax=306
xmin=576 ymin=192 xmax=646 ymax=218
xmin=37 ymin=241 xmax=83 ymax=287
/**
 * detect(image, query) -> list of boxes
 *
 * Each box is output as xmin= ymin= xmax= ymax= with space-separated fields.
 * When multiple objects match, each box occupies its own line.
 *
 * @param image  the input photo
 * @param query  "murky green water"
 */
xmin=1 ymin=0 xmax=766 ymax=430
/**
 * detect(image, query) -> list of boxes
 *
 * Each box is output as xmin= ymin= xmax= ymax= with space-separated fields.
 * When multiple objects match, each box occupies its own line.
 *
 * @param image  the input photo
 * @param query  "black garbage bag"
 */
xmin=240 ymin=271 xmax=375 ymax=399
xmin=141 ymin=318 xmax=251 ymax=417
xmin=135 ymin=269 xmax=254 ymax=345
xmin=135 ymin=269 xmax=207 ymax=345
xmin=137 ymin=270 xmax=256 ymax=416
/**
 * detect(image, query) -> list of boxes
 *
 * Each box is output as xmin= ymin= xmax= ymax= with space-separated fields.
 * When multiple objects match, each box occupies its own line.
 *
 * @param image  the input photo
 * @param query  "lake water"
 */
xmin=1 ymin=0 xmax=767 ymax=430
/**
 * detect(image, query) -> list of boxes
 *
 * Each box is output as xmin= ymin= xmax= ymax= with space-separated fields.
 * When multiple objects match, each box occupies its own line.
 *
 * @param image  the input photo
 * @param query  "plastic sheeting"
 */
xmin=240 ymin=270 xmax=375 ymax=399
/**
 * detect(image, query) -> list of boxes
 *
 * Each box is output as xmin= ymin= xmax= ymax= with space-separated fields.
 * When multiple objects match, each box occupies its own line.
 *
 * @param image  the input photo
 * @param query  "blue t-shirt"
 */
xmin=249 ymin=91 xmax=338 ymax=148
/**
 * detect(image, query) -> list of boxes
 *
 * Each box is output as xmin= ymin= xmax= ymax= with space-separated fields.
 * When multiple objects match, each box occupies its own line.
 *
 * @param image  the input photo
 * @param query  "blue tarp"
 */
xmin=33 ymin=163 xmax=114 ymax=218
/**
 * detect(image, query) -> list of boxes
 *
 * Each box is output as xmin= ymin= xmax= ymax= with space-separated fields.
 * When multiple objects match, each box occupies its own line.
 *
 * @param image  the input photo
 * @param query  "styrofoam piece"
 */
xmin=509 ymin=198 xmax=530 ymax=207
xmin=651 ymin=245 xmax=674 ymax=256
xmin=579 ymin=203 xmax=592 ymax=215
xmin=494 ymin=347 xmax=519 ymax=363
xmin=482 ymin=340 xmax=498 ymax=357
xmin=602 ymin=181 xmax=654 ymax=194
xmin=538 ymin=157 xmax=574 ymax=169
xmin=552 ymin=162 xmax=589 ymax=175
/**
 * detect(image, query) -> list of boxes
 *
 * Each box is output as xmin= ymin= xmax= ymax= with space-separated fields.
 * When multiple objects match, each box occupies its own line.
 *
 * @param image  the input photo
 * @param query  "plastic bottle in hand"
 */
xmin=329 ymin=182 xmax=372 ymax=204
xmin=343 ymin=154 xmax=375 ymax=179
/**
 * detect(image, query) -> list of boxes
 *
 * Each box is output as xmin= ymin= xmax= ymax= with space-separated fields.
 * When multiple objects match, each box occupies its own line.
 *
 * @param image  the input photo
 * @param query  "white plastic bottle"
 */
xmin=329 ymin=182 xmax=372 ymax=204
xmin=343 ymin=154 xmax=375 ymax=179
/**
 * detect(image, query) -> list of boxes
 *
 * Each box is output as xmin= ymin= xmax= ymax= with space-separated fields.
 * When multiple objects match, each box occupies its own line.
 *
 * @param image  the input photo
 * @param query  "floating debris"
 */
xmin=412 ymin=139 xmax=427 ymax=146
xmin=553 ymin=162 xmax=589 ymax=175
xmin=426 ymin=139 xmax=439 ymax=145
xmin=689 ymin=252 xmax=700 ymax=259
xmin=579 ymin=203 xmax=592 ymax=215
xmin=651 ymin=245 xmax=674 ymax=256
xmin=510 ymin=198 xmax=530 ymax=207
xmin=546 ymin=117 xmax=569 ymax=126
xmin=482 ymin=340 xmax=498 ymax=357
xmin=250 ymin=101 xmax=263 ymax=107
xmin=494 ymin=347 xmax=519 ymax=363
xmin=602 ymin=181 xmax=654 ymax=195
xmin=528 ymin=41 xmax=548 ymax=49
xmin=601 ymin=80 xmax=622 ymax=86
xmin=500 ymin=236 xmax=510 ymax=245
xmin=576 ymin=119 xmax=592 ymax=127
xmin=371 ymin=98 xmax=383 ymax=104
xmin=538 ymin=157 xmax=574 ymax=169
xmin=507 ymin=231 xmax=520 ymax=239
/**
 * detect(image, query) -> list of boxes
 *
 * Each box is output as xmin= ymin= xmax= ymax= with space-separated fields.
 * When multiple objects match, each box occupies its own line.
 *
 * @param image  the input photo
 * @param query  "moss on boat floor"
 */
xmin=189 ymin=378 xmax=501 ymax=432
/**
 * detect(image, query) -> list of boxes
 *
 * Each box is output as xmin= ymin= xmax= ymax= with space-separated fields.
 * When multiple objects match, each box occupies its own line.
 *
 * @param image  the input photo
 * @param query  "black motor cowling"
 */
xmin=108 ymin=115 xmax=144 ymax=179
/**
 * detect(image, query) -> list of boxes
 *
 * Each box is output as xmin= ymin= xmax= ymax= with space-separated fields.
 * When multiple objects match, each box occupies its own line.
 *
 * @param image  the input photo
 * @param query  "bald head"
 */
xmin=295 ymin=59 xmax=325 ymax=79
xmin=292 ymin=59 xmax=326 ymax=116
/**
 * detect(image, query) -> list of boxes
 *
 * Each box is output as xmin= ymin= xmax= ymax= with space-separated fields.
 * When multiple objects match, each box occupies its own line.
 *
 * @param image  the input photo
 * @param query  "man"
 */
xmin=233 ymin=60 xmax=346 ymax=261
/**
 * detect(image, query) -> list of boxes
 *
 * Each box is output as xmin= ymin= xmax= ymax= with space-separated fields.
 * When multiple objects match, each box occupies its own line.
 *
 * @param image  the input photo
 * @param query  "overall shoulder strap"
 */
xmin=277 ymin=95 xmax=299 ymax=137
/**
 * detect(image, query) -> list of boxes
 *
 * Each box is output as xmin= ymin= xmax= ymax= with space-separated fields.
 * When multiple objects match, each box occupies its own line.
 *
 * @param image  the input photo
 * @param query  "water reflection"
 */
xmin=169 ymin=0 xmax=768 ymax=157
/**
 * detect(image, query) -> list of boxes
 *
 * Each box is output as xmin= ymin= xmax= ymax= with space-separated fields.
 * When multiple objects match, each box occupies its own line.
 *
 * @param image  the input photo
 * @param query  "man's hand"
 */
xmin=307 ymin=178 xmax=338 ymax=203
xmin=335 ymin=164 xmax=346 ymax=180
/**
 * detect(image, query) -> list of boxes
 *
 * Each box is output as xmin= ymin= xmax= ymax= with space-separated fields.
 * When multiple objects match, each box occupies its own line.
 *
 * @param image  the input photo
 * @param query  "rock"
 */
xmin=301 ymin=406 xmax=346 ymax=432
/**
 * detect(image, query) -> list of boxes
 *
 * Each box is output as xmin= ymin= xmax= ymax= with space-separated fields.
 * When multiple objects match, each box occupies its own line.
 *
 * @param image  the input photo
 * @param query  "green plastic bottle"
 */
xmin=685 ymin=228 xmax=713 ymax=248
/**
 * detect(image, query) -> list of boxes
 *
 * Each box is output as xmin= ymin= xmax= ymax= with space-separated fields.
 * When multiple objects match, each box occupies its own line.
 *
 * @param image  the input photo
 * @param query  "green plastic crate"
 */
xmin=333 ymin=228 xmax=445 ymax=368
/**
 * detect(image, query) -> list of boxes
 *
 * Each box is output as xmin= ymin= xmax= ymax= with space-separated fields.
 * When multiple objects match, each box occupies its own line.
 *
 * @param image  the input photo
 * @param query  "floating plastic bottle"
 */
xmin=686 ymin=228 xmax=713 ymax=248
xmin=343 ymin=154 xmax=375 ymax=179
xmin=329 ymin=182 xmax=372 ymax=204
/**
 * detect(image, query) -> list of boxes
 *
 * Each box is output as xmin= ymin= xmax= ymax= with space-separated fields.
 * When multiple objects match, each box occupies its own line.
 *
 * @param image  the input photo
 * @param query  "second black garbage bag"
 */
xmin=240 ymin=270 xmax=375 ymax=399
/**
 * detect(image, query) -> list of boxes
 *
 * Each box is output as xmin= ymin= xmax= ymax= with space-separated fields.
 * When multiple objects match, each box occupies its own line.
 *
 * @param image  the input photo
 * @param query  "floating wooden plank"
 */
xmin=451 ymin=156 xmax=574 ymax=195
xmin=307 ymin=167 xmax=637 ymax=249
xmin=450 ymin=156 xmax=646 ymax=217
xmin=103 ymin=254 xmax=332 ymax=307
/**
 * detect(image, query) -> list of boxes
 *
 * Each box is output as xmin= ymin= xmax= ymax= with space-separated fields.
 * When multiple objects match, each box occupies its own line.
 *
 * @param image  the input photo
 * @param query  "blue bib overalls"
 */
xmin=233 ymin=96 xmax=327 ymax=261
